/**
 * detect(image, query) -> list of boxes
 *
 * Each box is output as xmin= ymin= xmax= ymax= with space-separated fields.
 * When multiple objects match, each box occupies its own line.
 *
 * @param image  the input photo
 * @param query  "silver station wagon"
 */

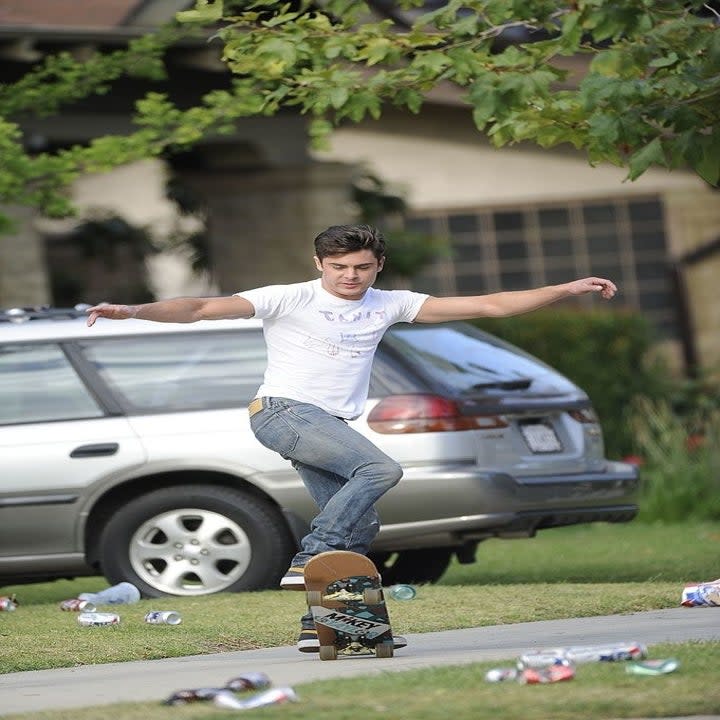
xmin=0 ymin=306 xmax=639 ymax=597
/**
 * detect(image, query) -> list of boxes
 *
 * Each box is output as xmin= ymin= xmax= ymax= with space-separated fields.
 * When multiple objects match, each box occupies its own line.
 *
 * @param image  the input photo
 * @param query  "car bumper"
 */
xmin=371 ymin=460 xmax=640 ymax=550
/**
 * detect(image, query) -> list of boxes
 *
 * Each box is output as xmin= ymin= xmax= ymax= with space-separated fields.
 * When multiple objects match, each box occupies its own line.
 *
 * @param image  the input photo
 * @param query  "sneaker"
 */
xmin=296 ymin=628 xmax=407 ymax=653
xmin=280 ymin=565 xmax=306 ymax=590
xmin=297 ymin=625 xmax=320 ymax=653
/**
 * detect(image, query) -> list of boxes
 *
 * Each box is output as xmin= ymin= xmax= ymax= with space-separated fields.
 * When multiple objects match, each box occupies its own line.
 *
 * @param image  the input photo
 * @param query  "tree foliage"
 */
xmin=1 ymin=0 xmax=718 ymax=222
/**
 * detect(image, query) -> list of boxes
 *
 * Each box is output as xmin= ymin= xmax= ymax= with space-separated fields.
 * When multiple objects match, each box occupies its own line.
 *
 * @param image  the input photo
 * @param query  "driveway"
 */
xmin=2 ymin=607 xmax=718 ymax=715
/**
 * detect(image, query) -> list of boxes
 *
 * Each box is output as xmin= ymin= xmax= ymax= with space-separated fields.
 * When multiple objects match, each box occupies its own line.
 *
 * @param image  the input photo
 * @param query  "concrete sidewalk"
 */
xmin=2 ymin=607 xmax=718 ymax=715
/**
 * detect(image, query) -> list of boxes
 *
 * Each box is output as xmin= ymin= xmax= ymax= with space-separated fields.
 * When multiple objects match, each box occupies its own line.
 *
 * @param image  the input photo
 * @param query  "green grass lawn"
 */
xmin=2 ymin=522 xmax=719 ymax=720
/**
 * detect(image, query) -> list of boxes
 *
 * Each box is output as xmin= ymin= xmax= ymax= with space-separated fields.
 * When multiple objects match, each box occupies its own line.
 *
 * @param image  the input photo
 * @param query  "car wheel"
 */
xmin=371 ymin=548 xmax=453 ymax=586
xmin=99 ymin=484 xmax=295 ymax=597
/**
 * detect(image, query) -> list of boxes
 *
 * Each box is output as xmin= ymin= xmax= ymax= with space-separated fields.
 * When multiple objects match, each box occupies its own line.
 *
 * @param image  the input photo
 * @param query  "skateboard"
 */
xmin=304 ymin=550 xmax=394 ymax=661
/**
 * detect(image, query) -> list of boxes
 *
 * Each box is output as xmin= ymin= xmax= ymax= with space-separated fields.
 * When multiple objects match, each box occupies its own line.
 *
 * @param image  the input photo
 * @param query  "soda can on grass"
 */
xmin=0 ymin=595 xmax=18 ymax=611
xmin=225 ymin=672 xmax=272 ymax=692
xmin=144 ymin=610 xmax=182 ymax=625
xmin=77 ymin=611 xmax=120 ymax=627
xmin=60 ymin=598 xmax=96 ymax=612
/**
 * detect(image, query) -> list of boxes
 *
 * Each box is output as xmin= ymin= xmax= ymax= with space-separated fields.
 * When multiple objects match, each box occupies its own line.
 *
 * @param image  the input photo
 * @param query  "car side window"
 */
xmin=0 ymin=344 xmax=103 ymax=425
xmin=79 ymin=330 xmax=267 ymax=413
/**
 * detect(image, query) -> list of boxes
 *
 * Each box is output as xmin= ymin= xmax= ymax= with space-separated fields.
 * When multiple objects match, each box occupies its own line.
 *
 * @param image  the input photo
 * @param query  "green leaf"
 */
xmin=627 ymin=137 xmax=666 ymax=180
xmin=329 ymin=86 xmax=349 ymax=109
xmin=649 ymin=52 xmax=679 ymax=69
xmin=176 ymin=0 xmax=223 ymax=24
xmin=692 ymin=133 xmax=720 ymax=186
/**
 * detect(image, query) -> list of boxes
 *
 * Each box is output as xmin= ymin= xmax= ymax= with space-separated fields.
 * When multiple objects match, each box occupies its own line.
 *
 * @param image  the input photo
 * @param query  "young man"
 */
xmin=86 ymin=223 xmax=617 ymax=652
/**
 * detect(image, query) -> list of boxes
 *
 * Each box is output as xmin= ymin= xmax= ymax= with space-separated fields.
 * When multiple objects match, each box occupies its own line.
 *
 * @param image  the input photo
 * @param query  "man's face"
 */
xmin=314 ymin=249 xmax=385 ymax=301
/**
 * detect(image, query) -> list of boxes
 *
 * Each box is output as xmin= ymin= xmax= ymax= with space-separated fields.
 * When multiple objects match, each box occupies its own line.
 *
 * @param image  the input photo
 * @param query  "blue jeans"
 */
xmin=249 ymin=397 xmax=403 ymax=567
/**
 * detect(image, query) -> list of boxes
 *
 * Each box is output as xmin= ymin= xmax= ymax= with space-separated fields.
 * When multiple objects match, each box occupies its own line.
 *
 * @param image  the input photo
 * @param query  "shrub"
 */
xmin=473 ymin=308 xmax=670 ymax=459
xmin=629 ymin=397 xmax=720 ymax=523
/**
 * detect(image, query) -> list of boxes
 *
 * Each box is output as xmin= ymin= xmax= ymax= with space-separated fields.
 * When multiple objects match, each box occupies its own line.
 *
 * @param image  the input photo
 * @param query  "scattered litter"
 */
xmin=77 ymin=611 xmax=121 ymax=627
xmin=519 ymin=642 xmax=646 ymax=667
xmin=626 ymin=658 xmax=680 ymax=676
xmin=164 ymin=672 xmax=272 ymax=706
xmin=681 ymin=579 xmax=720 ymax=607
xmin=78 ymin=582 xmax=140 ymax=605
xmin=144 ymin=610 xmax=182 ymax=625
xmin=388 ymin=584 xmax=417 ymax=601
xmin=59 ymin=598 xmax=96 ymax=612
xmin=0 ymin=595 xmax=18 ymax=611
xmin=485 ymin=664 xmax=575 ymax=684
xmin=213 ymin=687 xmax=299 ymax=710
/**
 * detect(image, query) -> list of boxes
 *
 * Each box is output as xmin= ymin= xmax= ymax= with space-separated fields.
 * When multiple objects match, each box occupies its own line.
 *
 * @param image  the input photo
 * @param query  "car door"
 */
xmin=0 ymin=342 xmax=146 ymax=564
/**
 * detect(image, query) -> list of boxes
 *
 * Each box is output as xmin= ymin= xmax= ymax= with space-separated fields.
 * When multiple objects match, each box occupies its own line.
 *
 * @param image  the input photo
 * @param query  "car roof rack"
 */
xmin=0 ymin=304 xmax=92 ymax=323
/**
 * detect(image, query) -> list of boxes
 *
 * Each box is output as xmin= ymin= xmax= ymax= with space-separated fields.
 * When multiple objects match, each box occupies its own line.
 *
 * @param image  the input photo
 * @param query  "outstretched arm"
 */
xmin=414 ymin=277 xmax=617 ymax=324
xmin=86 ymin=295 xmax=255 ymax=327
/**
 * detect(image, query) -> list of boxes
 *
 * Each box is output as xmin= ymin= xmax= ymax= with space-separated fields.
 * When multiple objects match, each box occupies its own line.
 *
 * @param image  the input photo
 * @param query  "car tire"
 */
xmin=99 ymin=484 xmax=295 ymax=597
xmin=370 ymin=548 xmax=453 ymax=586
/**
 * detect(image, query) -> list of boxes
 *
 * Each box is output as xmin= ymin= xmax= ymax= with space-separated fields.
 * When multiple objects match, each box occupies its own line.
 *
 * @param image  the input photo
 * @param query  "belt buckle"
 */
xmin=248 ymin=397 xmax=264 ymax=417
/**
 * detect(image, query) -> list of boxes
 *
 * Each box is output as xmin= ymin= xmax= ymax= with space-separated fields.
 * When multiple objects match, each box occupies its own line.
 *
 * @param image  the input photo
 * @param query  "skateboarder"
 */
xmin=86 ymin=223 xmax=617 ymax=652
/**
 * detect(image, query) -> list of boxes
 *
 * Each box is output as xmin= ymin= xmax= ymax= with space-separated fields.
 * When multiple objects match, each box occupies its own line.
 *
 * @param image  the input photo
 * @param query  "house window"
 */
xmin=405 ymin=197 xmax=677 ymax=337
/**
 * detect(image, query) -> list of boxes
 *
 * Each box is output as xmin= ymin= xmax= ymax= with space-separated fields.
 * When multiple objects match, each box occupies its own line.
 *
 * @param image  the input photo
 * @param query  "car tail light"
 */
xmin=569 ymin=408 xmax=599 ymax=424
xmin=367 ymin=394 xmax=509 ymax=434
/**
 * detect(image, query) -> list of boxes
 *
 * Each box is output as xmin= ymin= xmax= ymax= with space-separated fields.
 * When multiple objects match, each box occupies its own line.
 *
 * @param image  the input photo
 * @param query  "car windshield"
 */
xmin=383 ymin=323 xmax=567 ymax=394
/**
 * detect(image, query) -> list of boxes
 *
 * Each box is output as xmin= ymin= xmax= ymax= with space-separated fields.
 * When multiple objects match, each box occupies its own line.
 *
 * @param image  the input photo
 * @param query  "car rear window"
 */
xmin=383 ymin=323 xmax=569 ymax=394
xmin=79 ymin=330 xmax=267 ymax=413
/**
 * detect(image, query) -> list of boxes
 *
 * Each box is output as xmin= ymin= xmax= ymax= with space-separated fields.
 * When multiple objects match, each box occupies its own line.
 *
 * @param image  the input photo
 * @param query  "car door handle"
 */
xmin=70 ymin=443 xmax=119 ymax=458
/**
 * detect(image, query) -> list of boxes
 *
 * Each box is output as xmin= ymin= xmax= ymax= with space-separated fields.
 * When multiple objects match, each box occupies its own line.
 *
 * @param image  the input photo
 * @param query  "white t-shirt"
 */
xmin=236 ymin=279 xmax=428 ymax=419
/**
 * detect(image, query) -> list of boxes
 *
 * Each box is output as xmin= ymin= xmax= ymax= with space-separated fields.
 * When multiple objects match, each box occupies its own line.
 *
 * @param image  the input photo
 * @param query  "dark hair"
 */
xmin=314 ymin=224 xmax=385 ymax=261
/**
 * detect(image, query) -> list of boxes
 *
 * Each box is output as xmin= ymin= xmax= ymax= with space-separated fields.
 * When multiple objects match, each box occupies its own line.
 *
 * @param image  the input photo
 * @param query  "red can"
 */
xmin=59 ymin=598 xmax=96 ymax=612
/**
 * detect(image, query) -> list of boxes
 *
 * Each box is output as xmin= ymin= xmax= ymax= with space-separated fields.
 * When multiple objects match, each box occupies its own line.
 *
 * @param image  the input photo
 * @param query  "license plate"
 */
xmin=520 ymin=422 xmax=562 ymax=453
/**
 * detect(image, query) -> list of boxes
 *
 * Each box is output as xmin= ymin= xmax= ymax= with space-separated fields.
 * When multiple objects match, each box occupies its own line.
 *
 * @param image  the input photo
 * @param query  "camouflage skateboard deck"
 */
xmin=304 ymin=551 xmax=394 ymax=661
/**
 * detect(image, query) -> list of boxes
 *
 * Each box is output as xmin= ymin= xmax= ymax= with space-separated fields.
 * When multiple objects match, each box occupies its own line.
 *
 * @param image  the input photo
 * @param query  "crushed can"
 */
xmin=213 ymin=687 xmax=298 ymax=710
xmin=520 ymin=642 xmax=645 ymax=667
xmin=164 ymin=672 xmax=273 ymax=705
xmin=60 ymin=598 xmax=96 ymax=612
xmin=0 ymin=595 xmax=18 ymax=611
xmin=520 ymin=664 xmax=576 ymax=684
xmin=225 ymin=672 xmax=272 ymax=692
xmin=77 ymin=611 xmax=120 ymax=627
xmin=682 ymin=581 xmax=720 ymax=607
xmin=485 ymin=667 xmax=519 ymax=682
xmin=144 ymin=610 xmax=182 ymax=625
xmin=517 ymin=652 xmax=569 ymax=669
xmin=626 ymin=658 xmax=680 ymax=676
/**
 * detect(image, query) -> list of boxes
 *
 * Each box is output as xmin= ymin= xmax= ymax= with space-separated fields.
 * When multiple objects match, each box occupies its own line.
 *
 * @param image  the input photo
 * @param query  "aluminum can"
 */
xmin=485 ymin=667 xmax=519 ymax=682
xmin=225 ymin=672 xmax=272 ymax=692
xmin=625 ymin=658 xmax=680 ymax=676
xmin=213 ymin=687 xmax=298 ymax=710
xmin=144 ymin=610 xmax=182 ymax=625
xmin=697 ymin=583 xmax=720 ymax=606
xmin=388 ymin=584 xmax=417 ymax=601
xmin=681 ymin=580 xmax=720 ymax=607
xmin=0 ymin=595 xmax=18 ymax=611
xmin=563 ymin=642 xmax=646 ymax=663
xmin=520 ymin=642 xmax=645 ymax=667
xmin=60 ymin=598 xmax=96 ymax=612
xmin=77 ymin=611 xmax=120 ymax=627
xmin=517 ymin=652 xmax=570 ymax=669
xmin=165 ymin=688 xmax=224 ymax=705
xmin=520 ymin=665 xmax=575 ymax=684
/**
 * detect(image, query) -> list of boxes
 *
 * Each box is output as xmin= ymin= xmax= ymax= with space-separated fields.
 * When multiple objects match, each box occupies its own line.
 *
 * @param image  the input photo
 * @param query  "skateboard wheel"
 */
xmin=376 ymin=642 xmax=394 ymax=659
xmin=319 ymin=645 xmax=338 ymax=661
xmin=364 ymin=588 xmax=383 ymax=605
xmin=307 ymin=590 xmax=323 ymax=606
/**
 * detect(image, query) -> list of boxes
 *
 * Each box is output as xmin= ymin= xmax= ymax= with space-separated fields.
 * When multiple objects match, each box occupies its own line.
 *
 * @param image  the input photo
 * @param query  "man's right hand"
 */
xmin=86 ymin=304 xmax=137 ymax=327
